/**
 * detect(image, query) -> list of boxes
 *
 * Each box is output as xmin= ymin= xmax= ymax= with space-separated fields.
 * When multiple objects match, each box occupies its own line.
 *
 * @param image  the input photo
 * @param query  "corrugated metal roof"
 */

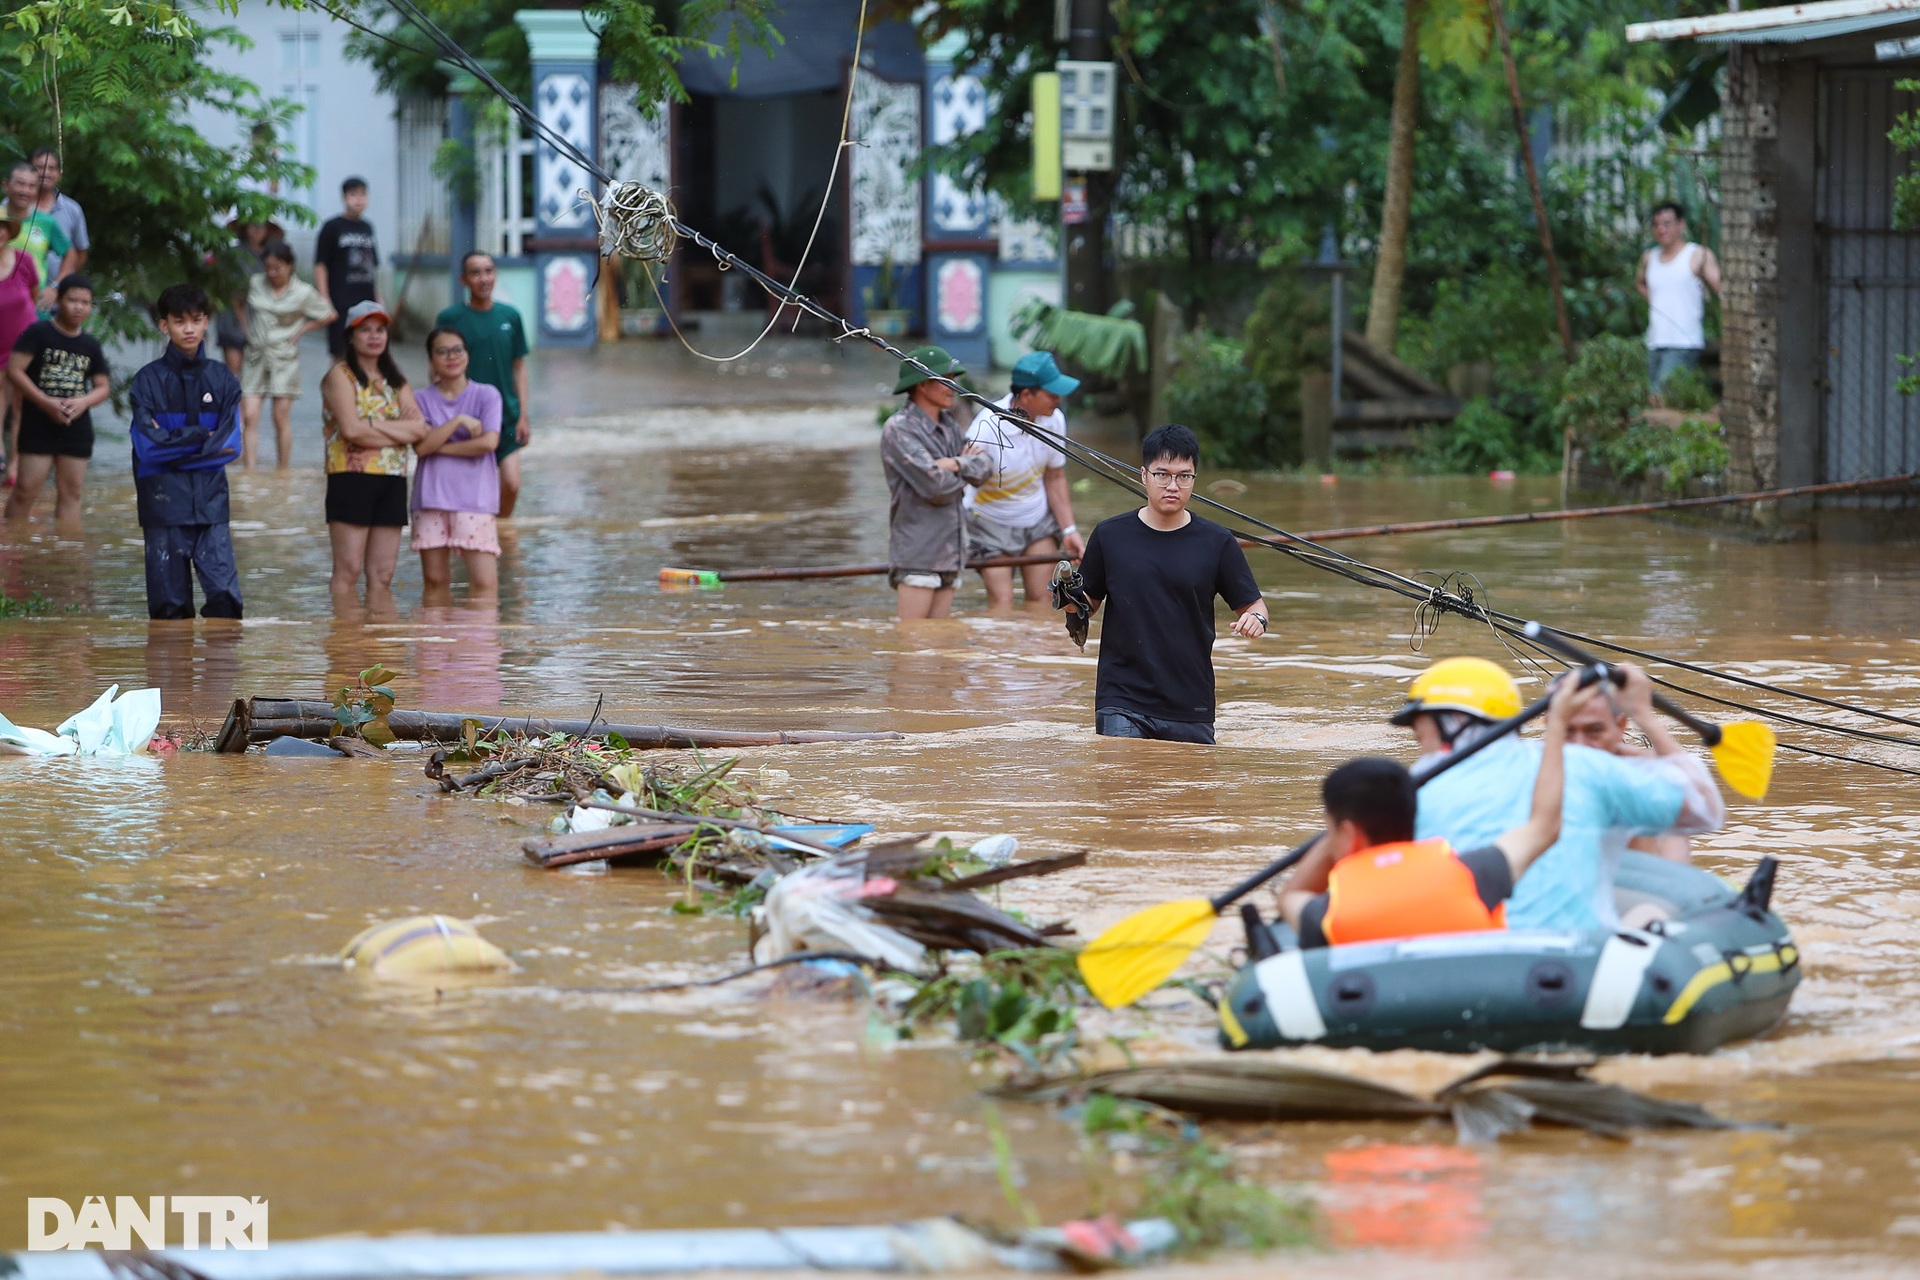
xmin=1627 ymin=0 xmax=1920 ymax=44
xmin=1702 ymin=9 xmax=1920 ymax=41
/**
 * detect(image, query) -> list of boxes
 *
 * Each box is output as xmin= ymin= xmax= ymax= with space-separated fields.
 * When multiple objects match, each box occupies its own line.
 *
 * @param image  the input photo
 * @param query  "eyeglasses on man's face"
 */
xmin=1145 ymin=468 xmax=1196 ymax=488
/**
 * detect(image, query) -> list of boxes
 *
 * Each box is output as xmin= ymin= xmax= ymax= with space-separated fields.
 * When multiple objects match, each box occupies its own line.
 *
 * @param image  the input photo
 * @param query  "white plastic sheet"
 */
xmin=751 ymin=854 xmax=927 ymax=972
xmin=0 ymin=685 xmax=162 ymax=757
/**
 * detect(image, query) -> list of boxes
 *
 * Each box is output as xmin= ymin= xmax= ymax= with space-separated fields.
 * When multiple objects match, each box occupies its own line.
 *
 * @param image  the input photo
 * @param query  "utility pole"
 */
xmin=1063 ymin=0 xmax=1111 ymax=316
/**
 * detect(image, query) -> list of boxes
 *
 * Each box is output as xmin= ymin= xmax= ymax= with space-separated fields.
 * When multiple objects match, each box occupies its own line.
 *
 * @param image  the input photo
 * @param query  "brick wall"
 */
xmin=1718 ymin=49 xmax=1783 ymax=494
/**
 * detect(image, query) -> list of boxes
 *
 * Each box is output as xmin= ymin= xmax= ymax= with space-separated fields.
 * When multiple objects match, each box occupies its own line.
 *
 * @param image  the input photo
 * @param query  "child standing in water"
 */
xmin=411 ymin=326 xmax=502 ymax=601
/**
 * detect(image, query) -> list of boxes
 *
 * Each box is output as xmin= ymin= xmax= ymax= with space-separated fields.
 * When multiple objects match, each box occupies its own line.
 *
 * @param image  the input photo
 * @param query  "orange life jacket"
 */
xmin=1321 ymin=837 xmax=1506 ymax=946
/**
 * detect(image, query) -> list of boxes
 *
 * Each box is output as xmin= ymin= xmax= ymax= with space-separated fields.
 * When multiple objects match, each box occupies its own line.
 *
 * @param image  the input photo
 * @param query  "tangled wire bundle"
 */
xmin=589 ymin=180 xmax=679 ymax=263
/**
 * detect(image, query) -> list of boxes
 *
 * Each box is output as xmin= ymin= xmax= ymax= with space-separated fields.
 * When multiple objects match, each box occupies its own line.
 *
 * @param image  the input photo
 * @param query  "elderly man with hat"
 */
xmin=961 ymin=350 xmax=1084 ymax=610
xmin=880 ymin=345 xmax=991 ymax=619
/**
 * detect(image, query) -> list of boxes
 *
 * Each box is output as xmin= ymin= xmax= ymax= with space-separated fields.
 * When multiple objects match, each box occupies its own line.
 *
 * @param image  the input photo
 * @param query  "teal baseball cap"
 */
xmin=1010 ymin=350 xmax=1080 ymax=396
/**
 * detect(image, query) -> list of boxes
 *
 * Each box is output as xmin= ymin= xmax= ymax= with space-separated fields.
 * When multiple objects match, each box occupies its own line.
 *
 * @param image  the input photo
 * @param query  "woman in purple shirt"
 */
xmin=412 ymin=326 xmax=503 ymax=600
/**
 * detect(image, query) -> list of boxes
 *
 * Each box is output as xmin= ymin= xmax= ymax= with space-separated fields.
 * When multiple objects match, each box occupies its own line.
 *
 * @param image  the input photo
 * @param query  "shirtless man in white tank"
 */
xmin=1635 ymin=201 xmax=1722 ymax=400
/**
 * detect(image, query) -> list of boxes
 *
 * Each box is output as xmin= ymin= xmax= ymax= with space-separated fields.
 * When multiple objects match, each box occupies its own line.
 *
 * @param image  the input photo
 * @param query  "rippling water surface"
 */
xmin=5 ymin=348 xmax=1920 ymax=1275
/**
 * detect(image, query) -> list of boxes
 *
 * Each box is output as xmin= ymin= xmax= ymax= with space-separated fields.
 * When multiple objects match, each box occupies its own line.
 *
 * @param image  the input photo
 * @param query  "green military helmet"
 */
xmin=893 ymin=344 xmax=966 ymax=394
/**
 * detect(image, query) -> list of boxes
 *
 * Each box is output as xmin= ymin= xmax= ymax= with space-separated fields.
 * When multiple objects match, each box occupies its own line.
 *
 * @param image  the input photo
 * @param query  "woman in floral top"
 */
xmin=319 ymin=301 xmax=426 ymax=600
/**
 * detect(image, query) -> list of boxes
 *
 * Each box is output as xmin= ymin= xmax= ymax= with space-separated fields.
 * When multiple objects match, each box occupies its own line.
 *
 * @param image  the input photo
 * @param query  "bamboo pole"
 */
xmin=1300 ymin=469 xmax=1920 ymax=541
xmin=654 ymin=471 xmax=1920 ymax=585
xmin=216 ymin=698 xmax=903 ymax=753
xmin=663 ymin=550 xmax=1070 ymax=585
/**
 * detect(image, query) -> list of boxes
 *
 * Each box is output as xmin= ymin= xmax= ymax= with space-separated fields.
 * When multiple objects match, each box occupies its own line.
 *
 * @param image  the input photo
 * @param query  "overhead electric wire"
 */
xmin=373 ymin=0 xmax=1920 ymax=772
xmin=1504 ymin=629 xmax=1920 ymax=755
xmin=1773 ymin=740 xmax=1920 ymax=781
xmin=1490 ymin=620 xmax=1920 ymax=733
xmin=308 ymin=0 xmax=448 ymax=65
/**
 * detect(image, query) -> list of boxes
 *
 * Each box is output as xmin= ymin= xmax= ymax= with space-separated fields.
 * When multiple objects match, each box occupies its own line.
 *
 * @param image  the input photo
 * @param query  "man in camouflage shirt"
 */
xmin=879 ymin=345 xmax=989 ymax=620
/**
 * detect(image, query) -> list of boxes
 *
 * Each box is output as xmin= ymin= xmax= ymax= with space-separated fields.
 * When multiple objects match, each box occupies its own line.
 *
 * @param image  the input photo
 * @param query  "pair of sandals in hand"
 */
xmin=1048 ymin=560 xmax=1093 ymax=650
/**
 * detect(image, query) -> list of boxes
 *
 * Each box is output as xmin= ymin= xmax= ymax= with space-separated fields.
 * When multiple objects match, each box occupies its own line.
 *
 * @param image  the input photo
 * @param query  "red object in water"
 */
xmin=148 ymin=734 xmax=180 ymax=753
xmin=1489 ymin=469 xmax=1517 ymax=482
xmin=1058 ymin=1216 xmax=1137 ymax=1259
xmin=1318 ymin=474 xmax=1339 ymax=486
xmin=1321 ymin=1143 xmax=1486 ymax=1253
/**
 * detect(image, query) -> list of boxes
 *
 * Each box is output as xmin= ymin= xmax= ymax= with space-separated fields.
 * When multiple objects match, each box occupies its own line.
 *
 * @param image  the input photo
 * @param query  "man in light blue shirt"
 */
xmin=1394 ymin=657 xmax=1724 ymax=933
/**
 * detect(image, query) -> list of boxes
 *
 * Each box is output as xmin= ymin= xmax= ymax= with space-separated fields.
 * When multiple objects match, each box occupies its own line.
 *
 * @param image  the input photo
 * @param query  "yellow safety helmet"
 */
xmin=340 ymin=915 xmax=515 ymax=979
xmin=1389 ymin=657 xmax=1521 ymax=725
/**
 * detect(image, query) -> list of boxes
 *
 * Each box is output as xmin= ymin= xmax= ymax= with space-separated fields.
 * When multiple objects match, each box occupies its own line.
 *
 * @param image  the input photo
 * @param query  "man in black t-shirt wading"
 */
xmin=313 ymin=176 xmax=381 ymax=358
xmin=1069 ymin=423 xmax=1269 ymax=745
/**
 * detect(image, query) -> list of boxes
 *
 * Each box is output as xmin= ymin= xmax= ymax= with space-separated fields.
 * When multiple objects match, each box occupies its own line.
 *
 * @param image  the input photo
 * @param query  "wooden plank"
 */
xmin=943 ymin=850 xmax=1090 ymax=892
xmin=1342 ymin=331 xmax=1450 ymax=398
xmin=1337 ymin=353 xmax=1411 ymax=401
xmin=1335 ymin=396 xmax=1461 ymax=424
xmin=522 ymin=825 xmax=701 ymax=869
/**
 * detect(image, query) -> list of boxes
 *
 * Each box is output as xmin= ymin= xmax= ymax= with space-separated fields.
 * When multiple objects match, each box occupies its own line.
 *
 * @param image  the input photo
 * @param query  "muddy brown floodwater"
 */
xmin=5 ymin=341 xmax=1920 ymax=1277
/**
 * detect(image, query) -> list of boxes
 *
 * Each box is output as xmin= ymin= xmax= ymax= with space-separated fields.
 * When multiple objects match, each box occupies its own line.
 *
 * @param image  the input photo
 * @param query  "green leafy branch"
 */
xmin=1008 ymin=297 xmax=1148 ymax=380
xmin=1891 ymin=79 xmax=1920 ymax=393
xmin=332 ymin=664 xmax=401 ymax=747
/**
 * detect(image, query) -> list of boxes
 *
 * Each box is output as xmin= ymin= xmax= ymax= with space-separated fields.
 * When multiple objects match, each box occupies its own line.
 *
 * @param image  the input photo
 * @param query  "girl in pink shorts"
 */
xmin=412 ymin=326 xmax=503 ymax=600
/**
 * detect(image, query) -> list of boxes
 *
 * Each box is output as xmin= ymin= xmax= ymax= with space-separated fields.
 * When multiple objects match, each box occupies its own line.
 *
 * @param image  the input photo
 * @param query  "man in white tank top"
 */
xmin=1635 ymin=201 xmax=1721 ymax=398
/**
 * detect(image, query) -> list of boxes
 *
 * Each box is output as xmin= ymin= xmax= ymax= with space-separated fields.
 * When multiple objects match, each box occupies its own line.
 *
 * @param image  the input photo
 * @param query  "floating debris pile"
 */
xmin=998 ymin=1055 xmax=1745 ymax=1143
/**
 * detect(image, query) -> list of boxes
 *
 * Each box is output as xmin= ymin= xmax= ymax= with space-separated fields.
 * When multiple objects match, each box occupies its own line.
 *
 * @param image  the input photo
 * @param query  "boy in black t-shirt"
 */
xmin=1068 ymin=423 xmax=1268 ymax=744
xmin=5 ymin=273 xmax=108 ymax=528
xmin=313 ymin=176 xmax=381 ymax=357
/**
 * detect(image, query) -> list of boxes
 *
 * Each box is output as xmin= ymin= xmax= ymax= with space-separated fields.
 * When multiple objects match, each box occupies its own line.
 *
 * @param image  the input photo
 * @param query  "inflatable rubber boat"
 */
xmin=1219 ymin=853 xmax=1798 ymax=1055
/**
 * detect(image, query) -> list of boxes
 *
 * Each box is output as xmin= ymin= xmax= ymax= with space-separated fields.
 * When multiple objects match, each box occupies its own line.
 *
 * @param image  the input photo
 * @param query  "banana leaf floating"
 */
xmin=997 ymin=1056 xmax=1747 ymax=1143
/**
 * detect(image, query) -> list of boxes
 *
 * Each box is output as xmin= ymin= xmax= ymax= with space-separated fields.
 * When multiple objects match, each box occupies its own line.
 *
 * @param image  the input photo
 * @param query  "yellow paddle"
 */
xmin=1076 ymin=676 xmax=1594 ymax=1009
xmin=1520 ymin=623 xmax=1776 ymax=801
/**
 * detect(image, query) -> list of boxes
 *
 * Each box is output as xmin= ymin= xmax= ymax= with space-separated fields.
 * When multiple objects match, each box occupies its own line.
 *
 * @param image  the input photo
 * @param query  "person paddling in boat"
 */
xmin=1393 ymin=656 xmax=1724 ymax=934
xmin=1562 ymin=687 xmax=1695 ymax=864
xmin=1275 ymin=671 xmax=1595 ymax=948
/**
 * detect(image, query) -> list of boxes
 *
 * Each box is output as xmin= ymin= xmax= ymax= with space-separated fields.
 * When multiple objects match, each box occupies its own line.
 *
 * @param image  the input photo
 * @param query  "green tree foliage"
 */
xmin=342 ymin=0 xmax=783 ymax=107
xmin=1595 ymin=416 xmax=1727 ymax=491
xmin=916 ymin=0 xmax=1396 ymax=277
xmin=1162 ymin=332 xmax=1272 ymax=469
xmin=1 ymin=0 xmax=311 ymax=348
xmin=1398 ymin=262 xmax=1565 ymax=468
xmin=918 ymin=0 xmax=1718 ymax=314
xmin=1551 ymin=332 xmax=1644 ymax=447
xmin=1007 ymin=296 xmax=1145 ymax=379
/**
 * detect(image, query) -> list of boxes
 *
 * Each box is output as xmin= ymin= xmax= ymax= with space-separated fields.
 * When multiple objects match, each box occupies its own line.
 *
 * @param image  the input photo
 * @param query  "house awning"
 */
xmin=1627 ymin=0 xmax=1920 ymax=43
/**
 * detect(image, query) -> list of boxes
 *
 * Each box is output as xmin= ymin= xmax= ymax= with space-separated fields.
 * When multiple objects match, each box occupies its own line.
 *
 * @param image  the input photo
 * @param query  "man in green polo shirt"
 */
xmin=5 ymin=161 xmax=72 ymax=314
xmin=436 ymin=251 xmax=531 ymax=516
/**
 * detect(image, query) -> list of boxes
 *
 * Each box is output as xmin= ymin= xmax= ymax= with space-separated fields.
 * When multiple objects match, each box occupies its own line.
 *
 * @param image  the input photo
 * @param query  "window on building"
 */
xmin=279 ymin=29 xmax=322 ymax=210
xmin=279 ymin=31 xmax=320 ymax=73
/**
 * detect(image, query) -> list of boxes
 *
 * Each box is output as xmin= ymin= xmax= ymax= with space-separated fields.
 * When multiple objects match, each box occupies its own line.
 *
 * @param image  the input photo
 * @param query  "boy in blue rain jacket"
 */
xmin=129 ymin=284 xmax=245 ymax=619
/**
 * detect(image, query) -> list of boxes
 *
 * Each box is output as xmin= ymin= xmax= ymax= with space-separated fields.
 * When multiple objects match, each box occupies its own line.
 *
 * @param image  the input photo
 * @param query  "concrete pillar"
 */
xmin=1300 ymin=371 xmax=1333 ymax=472
xmin=1774 ymin=60 xmax=1821 ymax=491
xmin=446 ymin=73 xmax=480 ymax=310
xmin=515 ymin=9 xmax=600 ymax=348
xmin=1719 ymin=47 xmax=1783 ymax=493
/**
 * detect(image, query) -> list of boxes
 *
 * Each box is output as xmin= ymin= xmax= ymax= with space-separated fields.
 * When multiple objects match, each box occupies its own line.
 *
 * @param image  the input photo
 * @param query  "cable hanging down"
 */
xmin=375 ymin=0 xmax=1920 ymax=780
